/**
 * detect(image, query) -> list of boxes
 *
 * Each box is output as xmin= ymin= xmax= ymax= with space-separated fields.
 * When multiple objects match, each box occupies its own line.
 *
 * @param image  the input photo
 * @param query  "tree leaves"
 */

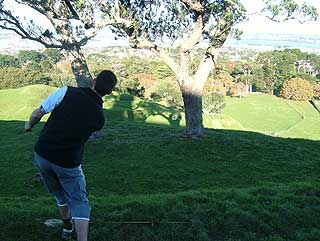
xmin=0 ymin=0 xmax=108 ymax=49
xmin=262 ymin=0 xmax=318 ymax=23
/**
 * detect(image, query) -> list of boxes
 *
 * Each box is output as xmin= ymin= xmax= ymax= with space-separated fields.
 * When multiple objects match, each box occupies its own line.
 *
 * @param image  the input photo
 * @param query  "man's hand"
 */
xmin=24 ymin=121 xmax=32 ymax=132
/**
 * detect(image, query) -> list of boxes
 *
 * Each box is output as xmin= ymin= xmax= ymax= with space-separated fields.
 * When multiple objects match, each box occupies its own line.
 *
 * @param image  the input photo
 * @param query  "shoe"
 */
xmin=60 ymin=222 xmax=74 ymax=240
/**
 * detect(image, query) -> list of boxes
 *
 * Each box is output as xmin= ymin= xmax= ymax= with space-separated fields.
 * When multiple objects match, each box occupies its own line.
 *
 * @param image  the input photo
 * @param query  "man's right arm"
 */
xmin=24 ymin=108 xmax=45 ymax=131
xmin=24 ymin=86 xmax=68 ymax=132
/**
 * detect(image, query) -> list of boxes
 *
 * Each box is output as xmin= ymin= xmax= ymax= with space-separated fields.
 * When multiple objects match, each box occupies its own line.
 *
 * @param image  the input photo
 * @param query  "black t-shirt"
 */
xmin=35 ymin=87 xmax=104 ymax=168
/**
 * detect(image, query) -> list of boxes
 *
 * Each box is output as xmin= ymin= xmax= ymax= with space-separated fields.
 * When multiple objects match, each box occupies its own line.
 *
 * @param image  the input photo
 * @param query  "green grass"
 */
xmin=1 ymin=85 xmax=320 ymax=241
xmin=223 ymin=94 xmax=320 ymax=140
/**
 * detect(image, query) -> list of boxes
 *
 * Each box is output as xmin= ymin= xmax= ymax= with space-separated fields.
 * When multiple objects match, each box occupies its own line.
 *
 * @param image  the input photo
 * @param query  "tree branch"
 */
xmin=78 ymin=19 xmax=118 ymax=46
xmin=63 ymin=0 xmax=80 ymax=19
xmin=194 ymin=0 xmax=233 ymax=84
xmin=180 ymin=14 xmax=203 ymax=52
xmin=179 ymin=0 xmax=204 ymax=13
xmin=129 ymin=36 xmax=179 ymax=77
xmin=0 ymin=8 xmax=62 ymax=48
xmin=15 ymin=0 xmax=56 ymax=22
xmin=0 ymin=1 xmax=103 ymax=50
xmin=0 ymin=24 xmax=62 ymax=48
xmin=178 ymin=13 xmax=204 ymax=79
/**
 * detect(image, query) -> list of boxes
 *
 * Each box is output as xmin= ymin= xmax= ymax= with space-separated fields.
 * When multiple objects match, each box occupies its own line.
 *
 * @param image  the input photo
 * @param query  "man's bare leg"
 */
xmin=58 ymin=205 xmax=70 ymax=220
xmin=75 ymin=220 xmax=89 ymax=241
xmin=58 ymin=205 xmax=74 ymax=240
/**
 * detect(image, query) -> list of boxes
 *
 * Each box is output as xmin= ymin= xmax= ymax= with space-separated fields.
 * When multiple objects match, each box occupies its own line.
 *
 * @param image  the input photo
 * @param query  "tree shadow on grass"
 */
xmin=103 ymin=93 xmax=183 ymax=127
xmin=1 ymin=115 xmax=320 ymax=241
xmin=1 ymin=113 xmax=320 ymax=198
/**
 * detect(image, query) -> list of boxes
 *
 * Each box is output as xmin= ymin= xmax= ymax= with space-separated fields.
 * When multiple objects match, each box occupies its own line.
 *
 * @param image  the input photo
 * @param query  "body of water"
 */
xmin=0 ymin=30 xmax=319 ymax=54
xmin=226 ymin=33 xmax=320 ymax=50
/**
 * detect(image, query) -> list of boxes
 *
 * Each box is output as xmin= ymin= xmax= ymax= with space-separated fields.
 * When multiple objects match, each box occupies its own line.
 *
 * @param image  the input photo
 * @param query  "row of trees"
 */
xmin=0 ymin=49 xmax=74 ymax=89
xmin=1 ymin=49 xmax=319 ymax=107
xmin=207 ymin=48 xmax=320 ymax=96
xmin=0 ymin=49 xmax=62 ymax=70
xmin=0 ymin=0 xmax=318 ymax=137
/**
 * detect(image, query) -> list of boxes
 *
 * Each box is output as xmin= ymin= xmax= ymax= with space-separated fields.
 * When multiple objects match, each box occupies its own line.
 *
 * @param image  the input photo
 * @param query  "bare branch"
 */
xmin=0 ymin=24 xmax=62 ymax=48
xmin=0 ymin=8 xmax=62 ymax=48
xmin=180 ymin=14 xmax=204 ymax=52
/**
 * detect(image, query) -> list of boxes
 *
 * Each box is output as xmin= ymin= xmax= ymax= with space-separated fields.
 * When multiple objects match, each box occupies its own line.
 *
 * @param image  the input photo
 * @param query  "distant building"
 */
xmin=295 ymin=59 xmax=316 ymax=75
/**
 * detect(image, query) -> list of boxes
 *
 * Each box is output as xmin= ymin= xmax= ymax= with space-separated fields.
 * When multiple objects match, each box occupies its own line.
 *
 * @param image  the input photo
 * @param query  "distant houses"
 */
xmin=295 ymin=59 xmax=317 ymax=76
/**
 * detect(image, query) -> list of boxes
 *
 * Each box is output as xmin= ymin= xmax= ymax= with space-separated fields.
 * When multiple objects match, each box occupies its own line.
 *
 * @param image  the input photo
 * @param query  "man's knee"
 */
xmin=69 ymin=199 xmax=91 ymax=221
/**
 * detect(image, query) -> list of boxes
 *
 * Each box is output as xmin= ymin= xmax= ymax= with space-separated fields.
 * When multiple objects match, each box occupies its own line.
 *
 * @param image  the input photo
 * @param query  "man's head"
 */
xmin=93 ymin=70 xmax=117 ymax=97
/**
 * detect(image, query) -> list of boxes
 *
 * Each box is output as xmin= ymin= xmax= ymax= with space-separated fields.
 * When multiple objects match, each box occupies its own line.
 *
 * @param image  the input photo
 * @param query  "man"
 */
xmin=25 ymin=70 xmax=117 ymax=241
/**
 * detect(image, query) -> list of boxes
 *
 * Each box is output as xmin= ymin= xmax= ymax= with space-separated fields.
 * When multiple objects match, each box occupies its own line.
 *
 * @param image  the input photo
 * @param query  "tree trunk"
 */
xmin=180 ymin=81 xmax=204 ymax=137
xmin=69 ymin=47 xmax=93 ymax=88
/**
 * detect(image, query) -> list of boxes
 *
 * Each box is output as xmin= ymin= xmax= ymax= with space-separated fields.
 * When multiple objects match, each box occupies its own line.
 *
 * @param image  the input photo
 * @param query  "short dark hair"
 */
xmin=94 ymin=70 xmax=117 ymax=96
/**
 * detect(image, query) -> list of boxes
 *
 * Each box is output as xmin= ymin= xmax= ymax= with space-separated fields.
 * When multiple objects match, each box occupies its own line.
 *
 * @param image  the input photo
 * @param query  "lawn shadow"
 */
xmin=103 ymin=93 xmax=183 ymax=127
xmin=1 ymin=115 xmax=320 ymax=241
xmin=1 ymin=97 xmax=320 ymax=198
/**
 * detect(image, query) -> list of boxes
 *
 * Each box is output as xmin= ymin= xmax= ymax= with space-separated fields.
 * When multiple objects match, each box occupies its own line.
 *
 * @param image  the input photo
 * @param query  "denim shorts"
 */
xmin=34 ymin=152 xmax=91 ymax=221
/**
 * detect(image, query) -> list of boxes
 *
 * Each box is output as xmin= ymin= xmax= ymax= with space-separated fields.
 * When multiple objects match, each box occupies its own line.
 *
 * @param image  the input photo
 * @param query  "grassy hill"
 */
xmin=1 ymin=85 xmax=320 ymax=241
xmin=223 ymin=94 xmax=320 ymax=140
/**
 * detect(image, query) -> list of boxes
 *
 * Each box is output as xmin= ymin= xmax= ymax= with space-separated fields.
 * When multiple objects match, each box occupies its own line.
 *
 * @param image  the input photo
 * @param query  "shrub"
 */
xmin=228 ymin=82 xmax=247 ymax=97
xmin=280 ymin=77 xmax=314 ymax=101
xmin=117 ymin=77 xmax=145 ymax=97
xmin=0 ymin=67 xmax=75 ymax=89
xmin=0 ymin=54 xmax=19 ymax=68
xmin=203 ymin=92 xmax=226 ymax=114
xmin=150 ymin=61 xmax=173 ymax=79
xmin=136 ymin=73 xmax=157 ymax=97
xmin=313 ymin=83 xmax=320 ymax=99
xmin=204 ymin=71 xmax=233 ymax=95
xmin=42 ymin=48 xmax=63 ymax=64
xmin=0 ymin=67 xmax=50 ymax=89
xmin=48 ymin=73 xmax=76 ymax=87
xmin=150 ymin=78 xmax=183 ymax=107
xmin=293 ymin=73 xmax=318 ymax=84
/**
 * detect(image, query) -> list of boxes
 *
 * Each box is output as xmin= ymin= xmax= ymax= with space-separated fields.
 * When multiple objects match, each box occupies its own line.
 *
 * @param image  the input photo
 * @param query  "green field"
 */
xmin=223 ymin=94 xmax=320 ymax=140
xmin=1 ymin=85 xmax=320 ymax=241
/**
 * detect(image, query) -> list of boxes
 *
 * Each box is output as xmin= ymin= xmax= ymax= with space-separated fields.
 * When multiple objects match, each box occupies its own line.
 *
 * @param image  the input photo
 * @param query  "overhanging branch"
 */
xmin=179 ymin=0 xmax=204 ymax=13
xmin=64 ymin=0 xmax=80 ymax=19
xmin=128 ymin=34 xmax=179 ymax=78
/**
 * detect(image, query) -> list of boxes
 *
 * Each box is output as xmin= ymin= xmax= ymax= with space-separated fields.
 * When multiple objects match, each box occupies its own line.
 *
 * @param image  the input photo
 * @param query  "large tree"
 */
xmin=102 ymin=0 xmax=318 ymax=137
xmin=256 ymin=50 xmax=299 ymax=93
xmin=0 ymin=0 xmax=107 ymax=87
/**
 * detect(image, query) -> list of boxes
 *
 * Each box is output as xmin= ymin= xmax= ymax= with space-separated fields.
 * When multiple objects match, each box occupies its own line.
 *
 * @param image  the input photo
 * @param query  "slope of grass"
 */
xmin=0 ymin=85 xmax=56 ymax=120
xmin=1 ymin=85 xmax=320 ymax=241
xmin=223 ymin=94 xmax=320 ymax=140
xmin=223 ymin=95 xmax=301 ymax=132
xmin=277 ymin=100 xmax=320 ymax=139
